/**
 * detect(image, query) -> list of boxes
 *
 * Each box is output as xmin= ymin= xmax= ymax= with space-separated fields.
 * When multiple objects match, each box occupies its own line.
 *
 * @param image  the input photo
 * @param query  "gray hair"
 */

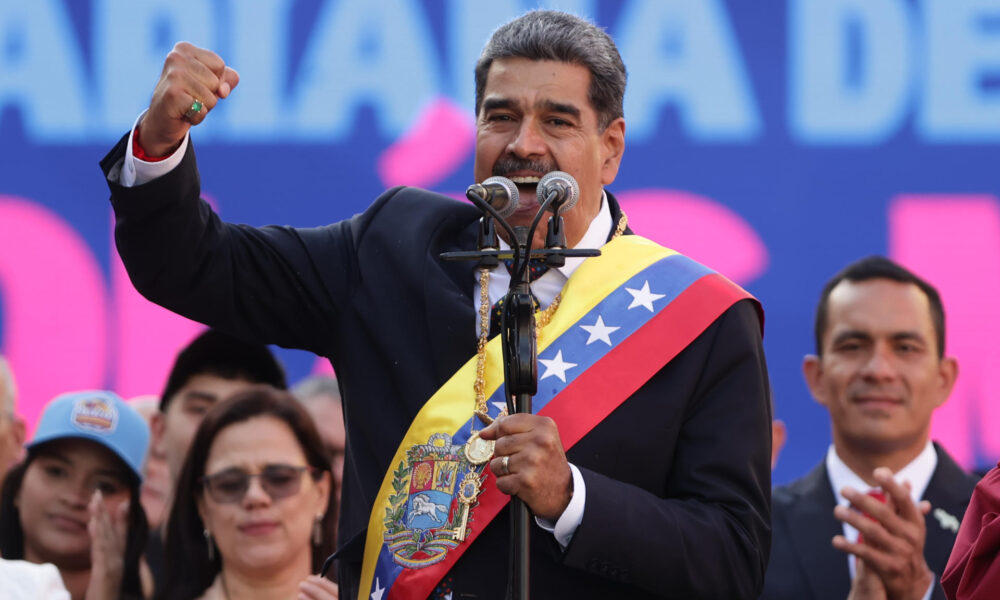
xmin=291 ymin=374 xmax=341 ymax=406
xmin=474 ymin=10 xmax=627 ymax=130
xmin=0 ymin=356 xmax=16 ymax=414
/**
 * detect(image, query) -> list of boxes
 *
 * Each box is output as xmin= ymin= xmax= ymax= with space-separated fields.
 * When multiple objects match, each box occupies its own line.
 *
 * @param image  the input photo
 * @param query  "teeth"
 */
xmin=510 ymin=176 xmax=540 ymax=184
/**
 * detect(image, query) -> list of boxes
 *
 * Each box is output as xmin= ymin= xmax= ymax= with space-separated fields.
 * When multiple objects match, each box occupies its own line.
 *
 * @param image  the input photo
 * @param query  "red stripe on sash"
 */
xmin=543 ymin=273 xmax=753 ymax=447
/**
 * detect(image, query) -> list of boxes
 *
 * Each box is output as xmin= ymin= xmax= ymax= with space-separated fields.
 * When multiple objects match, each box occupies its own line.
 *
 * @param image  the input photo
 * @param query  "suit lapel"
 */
xmin=605 ymin=191 xmax=633 ymax=240
xmin=922 ymin=444 xmax=977 ymax=578
xmin=422 ymin=210 xmax=481 ymax=386
xmin=783 ymin=463 xmax=852 ymax=600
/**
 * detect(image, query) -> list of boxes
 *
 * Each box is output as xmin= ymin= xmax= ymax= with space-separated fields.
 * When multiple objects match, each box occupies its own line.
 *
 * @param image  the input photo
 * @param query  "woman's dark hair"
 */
xmin=160 ymin=385 xmax=337 ymax=600
xmin=0 ymin=446 xmax=149 ymax=599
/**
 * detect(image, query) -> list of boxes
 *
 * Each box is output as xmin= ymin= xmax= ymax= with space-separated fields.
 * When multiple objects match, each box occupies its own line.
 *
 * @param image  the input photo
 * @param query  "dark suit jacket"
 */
xmin=762 ymin=443 xmax=977 ymax=600
xmin=103 ymin=135 xmax=772 ymax=599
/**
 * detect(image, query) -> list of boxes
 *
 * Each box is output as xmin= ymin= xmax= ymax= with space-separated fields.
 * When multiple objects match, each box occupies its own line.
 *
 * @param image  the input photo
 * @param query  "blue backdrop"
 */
xmin=1 ymin=0 xmax=999 ymax=485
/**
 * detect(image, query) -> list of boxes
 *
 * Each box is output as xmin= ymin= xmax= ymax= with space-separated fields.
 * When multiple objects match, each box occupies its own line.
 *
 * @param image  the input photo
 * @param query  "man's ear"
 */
xmin=935 ymin=356 xmax=958 ymax=408
xmin=7 ymin=416 xmax=25 ymax=465
xmin=802 ymin=354 xmax=827 ymax=406
xmin=771 ymin=419 xmax=787 ymax=470
xmin=600 ymin=117 xmax=626 ymax=185
xmin=151 ymin=411 xmax=167 ymax=455
xmin=11 ymin=416 xmax=24 ymax=447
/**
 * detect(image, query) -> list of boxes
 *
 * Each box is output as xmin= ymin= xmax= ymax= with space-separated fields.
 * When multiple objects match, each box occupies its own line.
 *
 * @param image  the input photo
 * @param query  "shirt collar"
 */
xmin=495 ymin=190 xmax=612 ymax=279
xmin=825 ymin=440 xmax=938 ymax=506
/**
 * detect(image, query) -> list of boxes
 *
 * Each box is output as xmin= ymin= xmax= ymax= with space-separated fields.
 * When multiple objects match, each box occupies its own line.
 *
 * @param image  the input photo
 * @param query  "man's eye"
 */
xmin=185 ymin=402 xmax=211 ymax=415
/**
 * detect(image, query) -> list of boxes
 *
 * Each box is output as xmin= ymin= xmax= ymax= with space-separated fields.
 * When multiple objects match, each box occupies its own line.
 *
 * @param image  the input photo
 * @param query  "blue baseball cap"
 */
xmin=28 ymin=391 xmax=150 ymax=482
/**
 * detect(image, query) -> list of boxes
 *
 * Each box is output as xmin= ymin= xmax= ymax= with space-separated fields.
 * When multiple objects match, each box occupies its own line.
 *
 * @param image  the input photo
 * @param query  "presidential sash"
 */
xmin=358 ymin=236 xmax=759 ymax=600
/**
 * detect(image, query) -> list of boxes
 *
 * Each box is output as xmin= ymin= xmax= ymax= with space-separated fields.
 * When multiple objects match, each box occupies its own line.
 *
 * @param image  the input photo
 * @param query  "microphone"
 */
xmin=537 ymin=171 xmax=579 ymax=212
xmin=467 ymin=176 xmax=519 ymax=219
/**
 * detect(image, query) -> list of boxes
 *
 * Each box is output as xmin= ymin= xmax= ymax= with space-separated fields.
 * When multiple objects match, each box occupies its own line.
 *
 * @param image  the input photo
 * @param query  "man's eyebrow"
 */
xmin=183 ymin=390 xmax=217 ymax=402
xmin=481 ymin=98 xmax=517 ymax=112
xmin=830 ymin=330 xmax=872 ymax=346
xmin=541 ymin=100 xmax=580 ymax=118
xmin=830 ymin=330 xmax=928 ymax=346
xmin=890 ymin=331 xmax=927 ymax=345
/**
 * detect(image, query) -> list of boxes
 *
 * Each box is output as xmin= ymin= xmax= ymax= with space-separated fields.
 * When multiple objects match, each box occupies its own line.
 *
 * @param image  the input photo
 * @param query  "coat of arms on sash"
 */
xmin=383 ymin=432 xmax=488 ymax=568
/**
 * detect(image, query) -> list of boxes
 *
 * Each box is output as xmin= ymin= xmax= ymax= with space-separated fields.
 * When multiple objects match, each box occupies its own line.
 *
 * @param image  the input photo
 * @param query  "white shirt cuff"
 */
xmin=534 ymin=463 xmax=585 ymax=549
xmin=120 ymin=110 xmax=189 ymax=188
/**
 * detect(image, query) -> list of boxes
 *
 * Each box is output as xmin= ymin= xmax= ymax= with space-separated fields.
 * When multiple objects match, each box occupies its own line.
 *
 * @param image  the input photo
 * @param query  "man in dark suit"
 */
xmin=102 ymin=10 xmax=772 ymax=599
xmin=762 ymin=256 xmax=977 ymax=600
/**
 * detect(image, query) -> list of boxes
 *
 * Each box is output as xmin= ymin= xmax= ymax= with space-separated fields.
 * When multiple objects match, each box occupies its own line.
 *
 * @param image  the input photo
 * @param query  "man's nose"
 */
xmin=860 ymin=345 xmax=897 ymax=380
xmin=507 ymin=119 xmax=547 ymax=158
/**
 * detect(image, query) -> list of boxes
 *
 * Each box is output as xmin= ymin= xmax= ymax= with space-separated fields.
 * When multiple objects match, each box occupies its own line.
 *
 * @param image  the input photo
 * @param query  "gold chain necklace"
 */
xmin=473 ymin=212 xmax=628 ymax=424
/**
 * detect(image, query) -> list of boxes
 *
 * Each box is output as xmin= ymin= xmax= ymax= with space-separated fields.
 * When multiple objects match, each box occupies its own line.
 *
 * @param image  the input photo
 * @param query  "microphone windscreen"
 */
xmin=537 ymin=171 xmax=579 ymax=212
xmin=482 ymin=176 xmax=519 ymax=218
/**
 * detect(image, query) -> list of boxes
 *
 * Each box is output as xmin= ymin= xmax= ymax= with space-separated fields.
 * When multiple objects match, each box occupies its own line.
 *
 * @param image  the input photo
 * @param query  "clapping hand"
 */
xmin=833 ymin=467 xmax=934 ymax=600
xmin=84 ymin=491 xmax=128 ymax=600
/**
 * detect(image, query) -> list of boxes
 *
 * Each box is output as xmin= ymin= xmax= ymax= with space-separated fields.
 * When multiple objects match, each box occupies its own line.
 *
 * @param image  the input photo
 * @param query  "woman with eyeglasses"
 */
xmin=160 ymin=386 xmax=338 ymax=600
xmin=0 ymin=390 xmax=150 ymax=600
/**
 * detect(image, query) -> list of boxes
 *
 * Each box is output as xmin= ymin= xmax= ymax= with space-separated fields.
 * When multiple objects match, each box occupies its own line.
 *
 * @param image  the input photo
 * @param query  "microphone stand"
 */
xmin=501 ymin=223 xmax=536 ymax=600
xmin=441 ymin=189 xmax=599 ymax=600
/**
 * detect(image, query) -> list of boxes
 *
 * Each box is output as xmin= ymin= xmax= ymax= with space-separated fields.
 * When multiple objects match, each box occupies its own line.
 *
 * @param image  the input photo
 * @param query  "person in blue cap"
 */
xmin=0 ymin=390 xmax=150 ymax=600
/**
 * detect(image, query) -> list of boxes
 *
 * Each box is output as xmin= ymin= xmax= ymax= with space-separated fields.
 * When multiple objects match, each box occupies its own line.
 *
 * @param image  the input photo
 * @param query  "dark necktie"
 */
xmin=488 ymin=259 xmax=550 ymax=338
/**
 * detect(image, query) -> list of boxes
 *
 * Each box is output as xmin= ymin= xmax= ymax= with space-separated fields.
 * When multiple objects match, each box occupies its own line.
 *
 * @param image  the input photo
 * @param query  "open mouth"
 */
xmin=509 ymin=175 xmax=541 ymax=187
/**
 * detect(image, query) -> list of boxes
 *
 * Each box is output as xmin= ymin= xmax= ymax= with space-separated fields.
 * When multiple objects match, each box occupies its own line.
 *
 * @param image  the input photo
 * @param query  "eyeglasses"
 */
xmin=200 ymin=464 xmax=317 ymax=504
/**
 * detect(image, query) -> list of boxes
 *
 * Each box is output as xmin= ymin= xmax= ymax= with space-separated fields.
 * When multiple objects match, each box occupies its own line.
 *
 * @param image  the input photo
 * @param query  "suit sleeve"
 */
xmin=101 ymin=132 xmax=395 ymax=357
xmin=561 ymin=299 xmax=772 ymax=598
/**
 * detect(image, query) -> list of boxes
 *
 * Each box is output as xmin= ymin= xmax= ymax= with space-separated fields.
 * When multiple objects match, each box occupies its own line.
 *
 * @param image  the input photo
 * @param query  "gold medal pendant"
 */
xmin=464 ymin=430 xmax=495 ymax=465
xmin=451 ymin=471 xmax=482 ymax=542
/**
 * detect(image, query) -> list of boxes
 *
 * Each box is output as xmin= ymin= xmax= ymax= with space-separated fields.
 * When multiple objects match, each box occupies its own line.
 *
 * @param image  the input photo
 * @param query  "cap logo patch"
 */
xmin=70 ymin=397 xmax=119 ymax=434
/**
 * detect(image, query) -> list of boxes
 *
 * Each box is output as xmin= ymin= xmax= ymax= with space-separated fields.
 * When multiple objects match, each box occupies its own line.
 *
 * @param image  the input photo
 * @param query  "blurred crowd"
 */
xmin=0 ymin=331 xmax=344 ymax=600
